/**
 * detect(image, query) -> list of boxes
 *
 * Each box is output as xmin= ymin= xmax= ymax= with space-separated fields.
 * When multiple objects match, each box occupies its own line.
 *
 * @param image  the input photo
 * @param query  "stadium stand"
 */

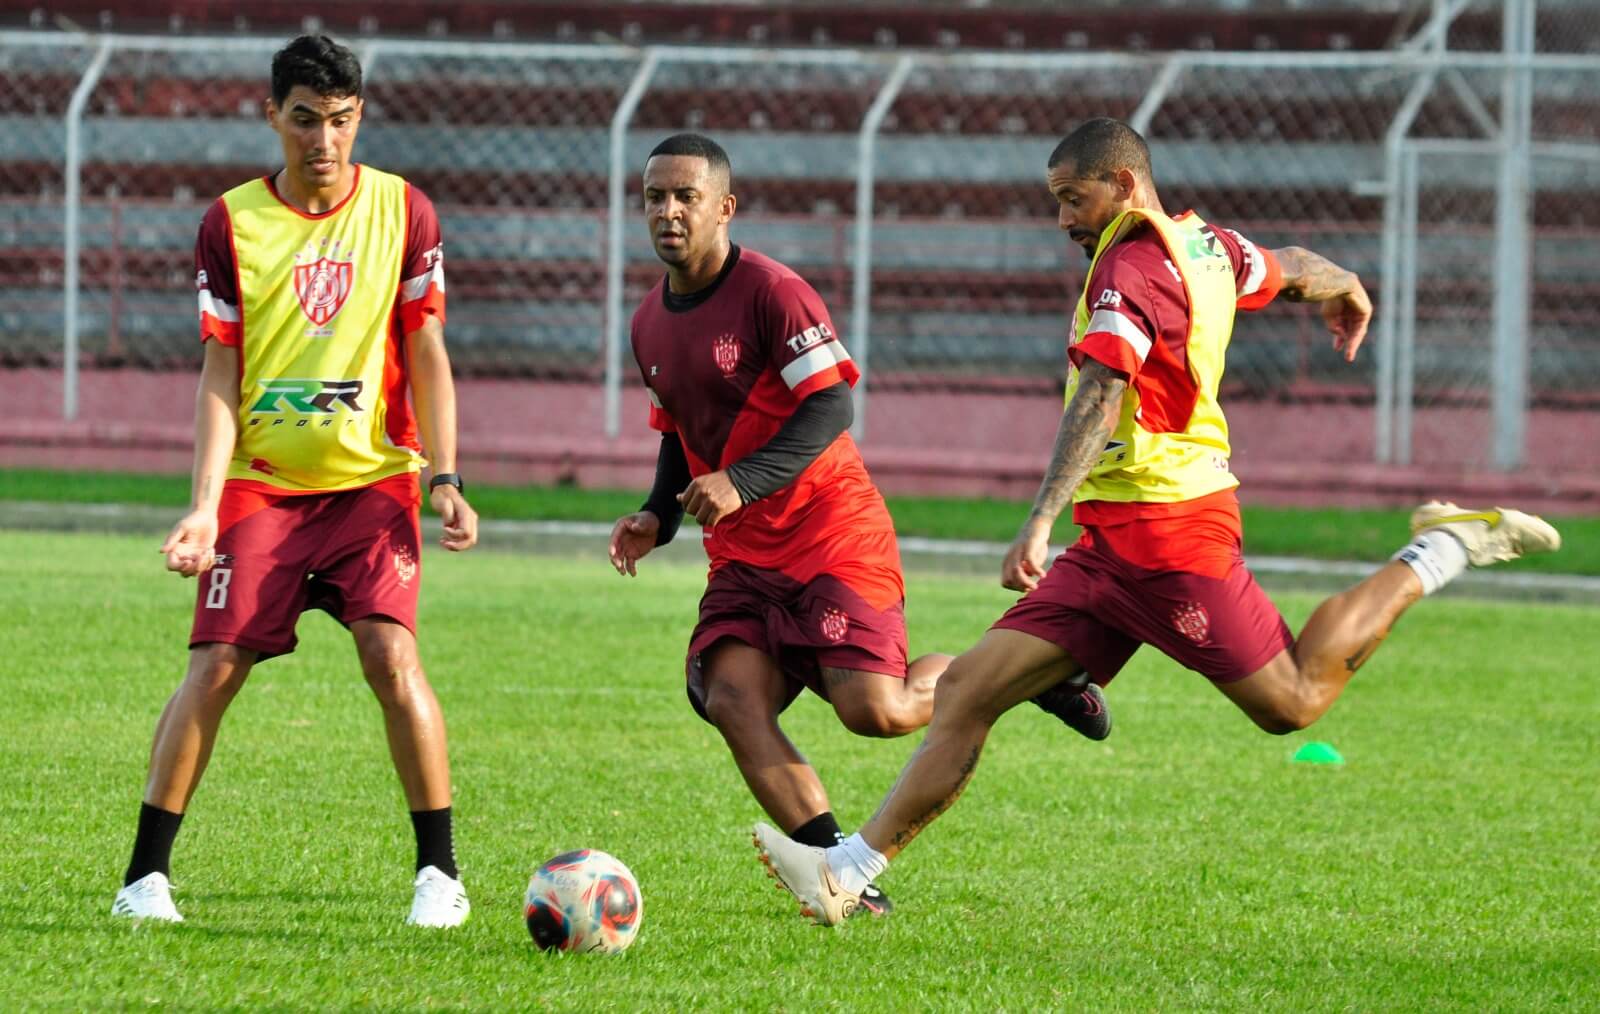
xmin=3 ymin=2 xmax=1597 ymax=500
xmin=9 ymin=1 xmax=1600 ymax=55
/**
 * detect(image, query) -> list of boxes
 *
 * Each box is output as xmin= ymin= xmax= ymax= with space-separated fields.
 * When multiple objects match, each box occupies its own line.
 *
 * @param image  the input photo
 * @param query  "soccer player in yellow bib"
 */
xmin=755 ymin=117 xmax=1562 ymax=925
xmin=112 ymin=36 xmax=477 ymax=928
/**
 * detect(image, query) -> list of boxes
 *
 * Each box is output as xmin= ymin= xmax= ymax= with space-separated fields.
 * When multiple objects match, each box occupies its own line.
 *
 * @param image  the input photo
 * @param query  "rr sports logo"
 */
xmin=248 ymin=378 xmax=364 ymax=427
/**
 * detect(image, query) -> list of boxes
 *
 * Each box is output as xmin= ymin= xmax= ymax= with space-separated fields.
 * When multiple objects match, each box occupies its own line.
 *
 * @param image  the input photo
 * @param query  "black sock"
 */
xmin=124 ymin=803 xmax=184 ymax=886
xmin=789 ymin=811 xmax=846 ymax=849
xmin=410 ymin=807 xmax=458 ymax=880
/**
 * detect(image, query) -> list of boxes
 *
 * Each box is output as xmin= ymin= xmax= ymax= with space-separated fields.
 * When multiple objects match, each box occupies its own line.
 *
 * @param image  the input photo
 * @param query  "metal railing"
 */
xmin=1 ymin=6 xmax=1596 ymax=472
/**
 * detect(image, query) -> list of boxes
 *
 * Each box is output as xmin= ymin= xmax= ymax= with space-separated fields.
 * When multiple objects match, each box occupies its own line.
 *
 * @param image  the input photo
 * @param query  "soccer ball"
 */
xmin=524 ymin=849 xmax=643 ymax=954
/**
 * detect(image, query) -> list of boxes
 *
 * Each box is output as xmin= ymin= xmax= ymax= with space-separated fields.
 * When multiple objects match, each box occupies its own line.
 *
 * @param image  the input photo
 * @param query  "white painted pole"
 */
xmin=1376 ymin=66 xmax=1439 ymax=464
xmin=1491 ymin=0 xmax=1534 ymax=470
xmin=603 ymin=49 xmax=661 ymax=440
xmin=62 ymin=36 xmax=112 ymax=422
xmin=1396 ymin=145 xmax=1419 ymax=466
xmin=1129 ymin=55 xmax=1185 ymax=135
xmin=848 ymin=54 xmax=913 ymax=442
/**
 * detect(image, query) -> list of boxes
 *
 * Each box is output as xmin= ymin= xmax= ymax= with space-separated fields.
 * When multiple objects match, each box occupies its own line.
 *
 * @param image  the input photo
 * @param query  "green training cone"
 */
xmin=1291 ymin=741 xmax=1345 ymax=766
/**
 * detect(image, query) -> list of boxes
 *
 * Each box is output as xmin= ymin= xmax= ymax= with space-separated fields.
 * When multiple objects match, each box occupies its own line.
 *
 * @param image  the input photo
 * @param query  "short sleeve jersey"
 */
xmin=631 ymin=246 xmax=901 ymax=603
xmin=1068 ymin=214 xmax=1283 ymax=577
xmin=194 ymin=164 xmax=447 ymax=494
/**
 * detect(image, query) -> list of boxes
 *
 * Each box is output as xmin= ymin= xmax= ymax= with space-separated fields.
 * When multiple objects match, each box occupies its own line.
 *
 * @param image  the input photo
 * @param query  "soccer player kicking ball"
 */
xmin=112 ymin=36 xmax=476 ymax=928
xmin=754 ymin=117 xmax=1560 ymax=924
xmin=609 ymin=134 xmax=1111 ymax=918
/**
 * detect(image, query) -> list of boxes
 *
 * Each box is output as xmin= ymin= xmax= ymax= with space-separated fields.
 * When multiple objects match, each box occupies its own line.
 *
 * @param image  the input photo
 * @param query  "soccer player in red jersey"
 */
xmin=609 ymin=134 xmax=1113 ymax=917
xmin=755 ymin=118 xmax=1561 ymax=924
xmin=112 ymin=36 xmax=476 ymax=928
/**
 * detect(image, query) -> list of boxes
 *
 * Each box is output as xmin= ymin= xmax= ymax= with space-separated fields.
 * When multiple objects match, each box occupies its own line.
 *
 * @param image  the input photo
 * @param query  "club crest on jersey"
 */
xmin=394 ymin=545 xmax=417 ymax=587
xmin=712 ymin=333 xmax=741 ymax=378
xmin=293 ymin=239 xmax=355 ymax=335
xmin=820 ymin=607 xmax=850 ymax=644
xmin=1171 ymin=601 xmax=1210 ymax=644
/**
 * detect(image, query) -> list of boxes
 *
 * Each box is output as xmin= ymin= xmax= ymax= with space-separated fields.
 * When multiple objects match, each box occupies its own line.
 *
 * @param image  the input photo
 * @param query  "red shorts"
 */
xmin=993 ymin=529 xmax=1293 ymax=684
xmin=685 ymin=562 xmax=909 ymax=722
xmin=190 ymin=473 xmax=422 ymax=659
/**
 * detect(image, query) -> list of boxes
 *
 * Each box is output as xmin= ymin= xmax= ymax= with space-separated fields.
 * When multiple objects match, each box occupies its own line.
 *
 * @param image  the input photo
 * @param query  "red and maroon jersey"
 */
xmin=631 ymin=246 xmax=902 ymax=608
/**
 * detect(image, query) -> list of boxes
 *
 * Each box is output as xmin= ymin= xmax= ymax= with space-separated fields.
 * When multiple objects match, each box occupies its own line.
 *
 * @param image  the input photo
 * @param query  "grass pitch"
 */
xmin=3 ymin=529 xmax=1597 ymax=1010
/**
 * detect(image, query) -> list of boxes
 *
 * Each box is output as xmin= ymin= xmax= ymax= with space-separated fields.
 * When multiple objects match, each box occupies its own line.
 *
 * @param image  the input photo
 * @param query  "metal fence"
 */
xmin=2 ymin=3 xmax=1597 ymax=473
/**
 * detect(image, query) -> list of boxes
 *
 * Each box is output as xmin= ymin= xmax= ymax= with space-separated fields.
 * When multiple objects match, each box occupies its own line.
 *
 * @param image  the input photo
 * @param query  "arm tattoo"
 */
xmin=1026 ymin=360 xmax=1127 ymax=528
xmin=1273 ymin=246 xmax=1361 ymax=303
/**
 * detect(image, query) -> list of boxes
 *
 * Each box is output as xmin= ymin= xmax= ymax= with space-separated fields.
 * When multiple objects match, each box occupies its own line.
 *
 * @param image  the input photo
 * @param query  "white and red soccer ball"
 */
xmin=524 ymin=849 xmax=642 ymax=954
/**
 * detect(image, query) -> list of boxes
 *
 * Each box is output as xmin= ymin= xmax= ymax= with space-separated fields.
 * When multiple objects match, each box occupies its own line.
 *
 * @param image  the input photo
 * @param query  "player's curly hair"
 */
xmin=271 ymin=35 xmax=362 ymax=106
xmin=647 ymin=133 xmax=733 ymax=194
xmin=1048 ymin=118 xmax=1154 ymax=186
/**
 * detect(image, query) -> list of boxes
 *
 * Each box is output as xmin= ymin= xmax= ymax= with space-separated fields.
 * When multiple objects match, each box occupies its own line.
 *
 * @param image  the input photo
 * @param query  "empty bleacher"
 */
xmin=2 ymin=6 xmax=1597 ymax=407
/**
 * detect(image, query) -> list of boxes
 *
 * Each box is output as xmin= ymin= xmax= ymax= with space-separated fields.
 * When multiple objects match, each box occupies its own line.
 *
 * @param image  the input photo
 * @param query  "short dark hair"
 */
xmin=271 ymin=35 xmax=362 ymax=107
xmin=646 ymin=133 xmax=732 ymax=192
xmin=1047 ymin=118 xmax=1153 ymax=185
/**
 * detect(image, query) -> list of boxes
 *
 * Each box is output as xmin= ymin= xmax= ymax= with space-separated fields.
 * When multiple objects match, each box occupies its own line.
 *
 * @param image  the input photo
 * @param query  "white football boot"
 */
xmin=752 ymin=822 xmax=859 ymax=926
xmin=111 ymin=872 xmax=183 ymax=923
xmin=1410 ymin=502 xmax=1561 ymax=566
xmin=406 ymin=865 xmax=470 ymax=928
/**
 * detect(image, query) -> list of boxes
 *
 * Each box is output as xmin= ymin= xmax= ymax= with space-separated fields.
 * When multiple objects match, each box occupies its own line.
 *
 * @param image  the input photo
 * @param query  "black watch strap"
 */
xmin=428 ymin=472 xmax=464 ymax=493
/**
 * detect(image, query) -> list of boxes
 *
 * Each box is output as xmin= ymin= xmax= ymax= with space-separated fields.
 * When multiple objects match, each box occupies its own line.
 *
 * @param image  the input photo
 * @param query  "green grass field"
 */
xmin=3 ymin=467 xmax=1598 ymax=574
xmin=4 ymin=528 xmax=1597 ymax=1010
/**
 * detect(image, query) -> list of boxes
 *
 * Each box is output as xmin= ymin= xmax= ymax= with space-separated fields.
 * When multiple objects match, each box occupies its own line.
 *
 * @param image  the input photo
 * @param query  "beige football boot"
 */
xmin=752 ymin=822 xmax=859 ymax=926
xmin=1409 ymin=502 xmax=1561 ymax=566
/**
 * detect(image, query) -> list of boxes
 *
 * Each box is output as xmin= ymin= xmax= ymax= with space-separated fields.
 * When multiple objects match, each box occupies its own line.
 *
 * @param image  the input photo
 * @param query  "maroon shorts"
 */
xmin=190 ymin=474 xmax=422 ymax=660
xmin=685 ymin=562 xmax=909 ymax=722
xmin=993 ymin=530 xmax=1293 ymax=684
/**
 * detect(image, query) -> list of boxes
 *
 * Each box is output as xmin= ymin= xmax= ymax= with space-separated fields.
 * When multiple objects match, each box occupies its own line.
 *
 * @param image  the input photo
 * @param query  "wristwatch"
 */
xmin=428 ymin=472 xmax=464 ymax=493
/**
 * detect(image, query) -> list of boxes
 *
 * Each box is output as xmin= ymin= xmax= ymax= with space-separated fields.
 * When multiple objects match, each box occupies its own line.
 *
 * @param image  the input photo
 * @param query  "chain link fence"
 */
xmin=1 ymin=24 xmax=1597 ymax=476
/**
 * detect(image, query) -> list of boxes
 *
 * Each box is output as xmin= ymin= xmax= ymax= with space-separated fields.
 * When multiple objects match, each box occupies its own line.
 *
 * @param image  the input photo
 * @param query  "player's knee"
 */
xmin=930 ymin=660 xmax=1003 ymax=725
xmin=364 ymin=661 xmax=423 ymax=705
xmin=702 ymin=683 xmax=766 ymax=736
xmin=1248 ymin=700 xmax=1315 ymax=735
xmin=184 ymin=643 xmax=252 ymax=700
xmin=835 ymin=702 xmax=907 ymax=739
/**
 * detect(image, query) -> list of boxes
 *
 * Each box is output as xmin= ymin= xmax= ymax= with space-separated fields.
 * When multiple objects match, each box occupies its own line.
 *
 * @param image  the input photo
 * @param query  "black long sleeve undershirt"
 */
xmin=640 ymin=432 xmax=690 ymax=546
xmin=641 ymin=381 xmax=853 ymax=546
xmin=725 ymin=380 xmax=853 ymax=503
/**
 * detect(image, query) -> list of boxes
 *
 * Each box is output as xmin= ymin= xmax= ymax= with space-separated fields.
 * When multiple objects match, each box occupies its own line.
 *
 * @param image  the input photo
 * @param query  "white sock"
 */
xmin=1392 ymin=529 xmax=1469 ymax=595
xmin=825 ymin=833 xmax=888 ymax=895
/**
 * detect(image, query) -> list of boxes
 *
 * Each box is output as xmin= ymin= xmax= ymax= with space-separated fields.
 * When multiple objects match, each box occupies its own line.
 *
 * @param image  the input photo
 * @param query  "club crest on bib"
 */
xmin=393 ymin=545 xmax=417 ymax=587
xmin=1170 ymin=601 xmax=1210 ymax=644
xmin=820 ymin=606 xmax=850 ymax=644
xmin=293 ymin=238 xmax=355 ymax=335
xmin=712 ymin=332 xmax=741 ymax=378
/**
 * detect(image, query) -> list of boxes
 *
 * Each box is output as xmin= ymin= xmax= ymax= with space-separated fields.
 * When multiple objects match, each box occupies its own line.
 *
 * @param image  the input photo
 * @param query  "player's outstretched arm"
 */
xmin=1272 ymin=245 xmax=1373 ymax=363
xmin=1002 ymin=360 xmax=1127 ymax=593
xmin=162 ymin=340 xmax=240 ymax=577
xmin=407 ymin=316 xmax=479 ymax=552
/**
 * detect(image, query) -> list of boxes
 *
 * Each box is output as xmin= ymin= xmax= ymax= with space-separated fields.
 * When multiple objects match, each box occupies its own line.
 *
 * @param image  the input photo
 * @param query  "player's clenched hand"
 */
xmin=429 ymin=485 xmax=479 ymax=551
xmin=1001 ymin=521 xmax=1052 ymax=593
xmin=677 ymin=470 xmax=743 ymax=528
xmin=609 ymin=511 xmax=660 ymax=577
xmin=160 ymin=509 xmax=219 ymax=578
xmin=1322 ymin=278 xmax=1372 ymax=363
